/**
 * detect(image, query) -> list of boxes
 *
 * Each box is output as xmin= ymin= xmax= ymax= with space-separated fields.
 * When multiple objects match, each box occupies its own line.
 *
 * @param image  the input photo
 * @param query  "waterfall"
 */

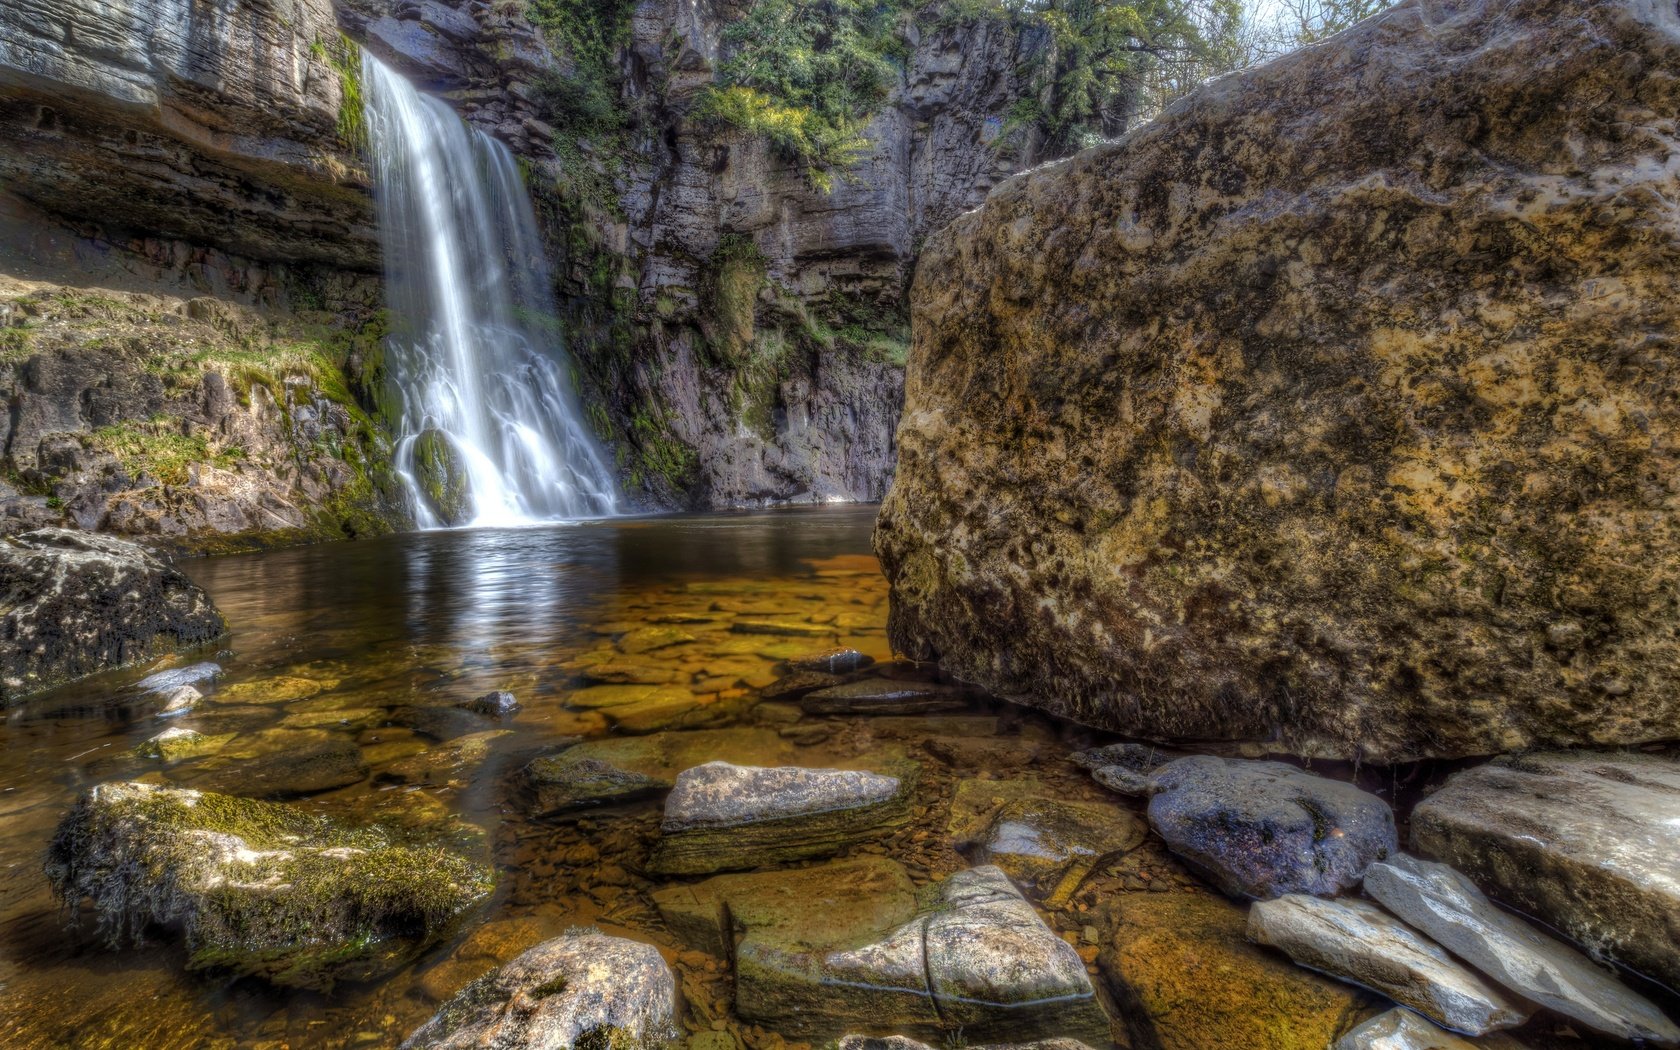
xmin=360 ymin=54 xmax=618 ymax=527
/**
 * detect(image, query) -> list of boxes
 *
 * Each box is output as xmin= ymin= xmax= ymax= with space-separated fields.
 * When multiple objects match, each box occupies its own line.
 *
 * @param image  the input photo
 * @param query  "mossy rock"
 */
xmin=412 ymin=428 xmax=471 ymax=526
xmin=44 ymin=781 xmax=494 ymax=990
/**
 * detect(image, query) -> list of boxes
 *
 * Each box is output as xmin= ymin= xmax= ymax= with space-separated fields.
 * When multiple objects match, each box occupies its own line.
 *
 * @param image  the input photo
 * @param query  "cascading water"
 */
xmin=360 ymin=54 xmax=618 ymax=527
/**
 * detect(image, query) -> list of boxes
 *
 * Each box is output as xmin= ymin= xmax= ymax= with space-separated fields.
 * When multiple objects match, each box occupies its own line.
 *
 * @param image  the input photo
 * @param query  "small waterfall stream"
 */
xmin=361 ymin=54 xmax=618 ymax=527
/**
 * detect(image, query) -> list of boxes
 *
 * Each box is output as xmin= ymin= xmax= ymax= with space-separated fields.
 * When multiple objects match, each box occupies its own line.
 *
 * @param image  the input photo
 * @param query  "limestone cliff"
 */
xmin=877 ymin=0 xmax=1680 ymax=761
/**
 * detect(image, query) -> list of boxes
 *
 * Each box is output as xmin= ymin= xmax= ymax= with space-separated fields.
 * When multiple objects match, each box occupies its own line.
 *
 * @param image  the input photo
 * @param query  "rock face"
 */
xmin=1363 ymin=854 xmax=1680 ymax=1046
xmin=1332 ymin=1010 xmax=1528 ymax=1050
xmin=0 ymin=528 xmax=224 ymax=702
xmin=650 ymin=758 xmax=916 ymax=875
xmin=876 ymin=0 xmax=1680 ymax=760
xmin=1247 ymin=895 xmax=1530 ymax=1035
xmin=45 ymin=781 xmax=493 ymax=990
xmin=400 ymin=930 xmax=678 ymax=1050
xmin=1143 ymin=757 xmax=1396 ymax=899
xmin=1410 ymin=750 xmax=1680 ymax=990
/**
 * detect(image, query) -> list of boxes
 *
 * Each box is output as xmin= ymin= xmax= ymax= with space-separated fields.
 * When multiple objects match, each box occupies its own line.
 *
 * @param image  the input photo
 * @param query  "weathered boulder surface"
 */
xmin=1247 ymin=895 xmax=1531 ymax=1035
xmin=400 ymin=930 xmax=679 ymax=1050
xmin=875 ymin=0 xmax=1680 ymax=761
xmin=45 ymin=781 xmax=493 ymax=990
xmin=649 ymin=756 xmax=917 ymax=874
xmin=1410 ymin=750 xmax=1680 ymax=990
xmin=1364 ymin=855 xmax=1680 ymax=1046
xmin=1332 ymin=1009 xmax=1529 ymax=1050
xmin=1143 ymin=757 xmax=1395 ymax=899
xmin=0 ymin=528 xmax=224 ymax=703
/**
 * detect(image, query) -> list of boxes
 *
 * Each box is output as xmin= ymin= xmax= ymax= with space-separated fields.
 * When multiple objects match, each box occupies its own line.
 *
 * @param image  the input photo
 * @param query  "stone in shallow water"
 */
xmin=400 ymin=930 xmax=678 ymax=1050
xmin=1074 ymin=742 xmax=1181 ymax=797
xmin=1331 ymin=1009 xmax=1531 ymax=1050
xmin=617 ymin=625 xmax=696 ymax=654
xmin=1145 ymin=756 xmax=1396 ymax=899
xmin=786 ymin=647 xmax=875 ymax=674
xmin=461 ymin=690 xmax=519 ymax=717
xmin=182 ymin=729 xmax=369 ymax=798
xmin=759 ymin=670 xmax=844 ymax=701
xmin=972 ymin=796 xmax=1145 ymax=905
xmin=649 ymin=756 xmax=916 ymax=875
xmin=1247 ymin=895 xmax=1530 ymax=1035
xmin=730 ymin=619 xmax=835 ymax=637
xmin=133 ymin=726 xmax=231 ymax=762
xmin=840 ymin=1040 xmax=1097 ymax=1050
xmin=799 ymin=678 xmax=971 ymax=715
xmin=155 ymin=685 xmax=203 ymax=717
xmin=522 ymin=728 xmax=796 ymax=815
xmin=657 ymin=860 xmax=1107 ymax=1042
xmin=45 ymin=781 xmax=492 ymax=990
xmin=135 ymin=662 xmax=223 ymax=694
xmin=1363 ymin=855 xmax=1680 ymax=1046
xmin=380 ymin=730 xmax=513 ymax=788
xmin=1410 ymin=750 xmax=1680 ymax=991
xmin=1098 ymin=890 xmax=1373 ymax=1050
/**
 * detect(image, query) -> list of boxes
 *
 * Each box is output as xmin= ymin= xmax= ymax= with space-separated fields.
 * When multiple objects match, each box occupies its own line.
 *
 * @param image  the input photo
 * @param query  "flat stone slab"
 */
xmin=658 ymin=861 xmax=1108 ymax=1043
xmin=800 ymin=678 xmax=972 ymax=715
xmin=1364 ymin=854 xmax=1680 ymax=1046
xmin=650 ymin=755 xmax=917 ymax=874
xmin=786 ymin=647 xmax=875 ymax=674
xmin=523 ymin=728 xmax=796 ymax=815
xmin=1248 ymin=895 xmax=1531 ymax=1035
xmin=760 ymin=670 xmax=845 ymax=701
xmin=972 ymin=796 xmax=1145 ymax=905
xmin=1332 ymin=1009 xmax=1530 ymax=1050
xmin=1411 ymin=750 xmax=1680 ymax=991
xmin=400 ymin=930 xmax=678 ymax=1049
xmin=1145 ymin=756 xmax=1396 ymax=899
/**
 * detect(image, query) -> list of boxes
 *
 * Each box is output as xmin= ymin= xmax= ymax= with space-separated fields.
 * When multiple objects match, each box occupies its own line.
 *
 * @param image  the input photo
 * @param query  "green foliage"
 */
xmin=314 ymin=34 xmax=367 ymax=152
xmin=707 ymin=234 xmax=768 ymax=365
xmin=526 ymin=0 xmax=638 ymax=134
xmin=91 ymin=419 xmax=246 ymax=486
xmin=697 ymin=0 xmax=907 ymax=190
xmin=1268 ymin=0 xmax=1392 ymax=46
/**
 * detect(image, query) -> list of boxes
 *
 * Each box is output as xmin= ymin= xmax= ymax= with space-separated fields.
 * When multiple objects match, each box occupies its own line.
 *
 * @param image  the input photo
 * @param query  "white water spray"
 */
xmin=361 ymin=54 xmax=617 ymax=527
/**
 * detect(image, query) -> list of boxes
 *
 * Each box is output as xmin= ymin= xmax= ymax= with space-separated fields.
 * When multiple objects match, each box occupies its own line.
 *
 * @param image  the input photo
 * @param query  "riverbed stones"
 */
xmin=380 ymin=730 xmax=512 ymax=788
xmin=156 ymin=685 xmax=203 ymax=717
xmin=658 ymin=860 xmax=1107 ymax=1042
xmin=799 ymin=678 xmax=970 ymax=715
xmin=971 ymin=796 xmax=1145 ymax=904
xmin=1074 ymin=742 xmax=1180 ymax=797
xmin=1363 ymin=855 xmax=1680 ymax=1046
xmin=786 ymin=647 xmax=874 ymax=674
xmin=759 ymin=670 xmax=843 ymax=701
xmin=400 ymin=930 xmax=678 ymax=1050
xmin=1098 ymin=890 xmax=1371 ymax=1050
xmin=876 ymin=0 xmax=1680 ymax=762
xmin=1410 ymin=750 xmax=1680 ymax=990
xmin=45 ymin=781 xmax=492 ymax=990
xmin=182 ymin=729 xmax=369 ymax=798
xmin=133 ymin=726 xmax=230 ymax=762
xmin=1247 ymin=895 xmax=1531 ymax=1035
xmin=523 ymin=729 xmax=795 ymax=815
xmin=0 ymin=529 xmax=225 ymax=704
xmin=1332 ymin=1010 xmax=1530 ymax=1050
xmin=1144 ymin=757 xmax=1396 ymax=899
xmin=462 ymin=690 xmax=520 ymax=717
xmin=649 ymin=755 xmax=917 ymax=874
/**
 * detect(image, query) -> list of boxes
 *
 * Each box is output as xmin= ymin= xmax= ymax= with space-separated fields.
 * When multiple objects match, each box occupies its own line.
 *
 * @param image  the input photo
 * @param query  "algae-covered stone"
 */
xmin=179 ymin=729 xmax=369 ymax=798
xmin=649 ymin=755 xmax=918 ymax=875
xmin=381 ymin=729 xmax=512 ymax=788
xmin=1146 ymin=757 xmax=1395 ymax=899
xmin=412 ymin=429 xmax=470 ymax=526
xmin=133 ymin=726 xmax=231 ymax=762
xmin=1098 ymin=891 xmax=1372 ymax=1050
xmin=401 ymin=929 xmax=678 ymax=1050
xmin=44 ymin=781 xmax=493 ymax=990
xmin=973 ymin=796 xmax=1145 ymax=905
xmin=0 ymin=529 xmax=225 ymax=704
xmin=523 ymin=729 xmax=795 ymax=815
xmin=1410 ymin=750 xmax=1680 ymax=991
xmin=876 ymin=0 xmax=1680 ymax=762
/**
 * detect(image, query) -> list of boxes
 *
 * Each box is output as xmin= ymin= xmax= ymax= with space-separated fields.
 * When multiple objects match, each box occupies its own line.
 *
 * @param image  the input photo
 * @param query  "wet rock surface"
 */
xmin=1143 ymin=757 xmax=1396 ymax=899
xmin=1364 ymin=855 xmax=1680 ymax=1046
xmin=400 ymin=930 xmax=678 ymax=1050
xmin=876 ymin=0 xmax=1680 ymax=761
xmin=800 ymin=678 xmax=971 ymax=715
xmin=650 ymin=756 xmax=917 ymax=874
xmin=970 ymin=796 xmax=1145 ymax=904
xmin=1332 ymin=1009 xmax=1529 ymax=1050
xmin=1411 ymin=751 xmax=1680 ymax=990
xmin=0 ymin=528 xmax=225 ymax=703
xmin=1248 ymin=895 xmax=1531 ymax=1035
xmin=523 ymin=729 xmax=795 ymax=815
xmin=45 ymin=781 xmax=493 ymax=990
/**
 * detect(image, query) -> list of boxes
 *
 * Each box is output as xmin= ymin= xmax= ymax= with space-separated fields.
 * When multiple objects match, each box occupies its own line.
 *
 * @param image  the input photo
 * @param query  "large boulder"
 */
xmin=875 ymin=0 xmax=1680 ymax=761
xmin=1410 ymin=750 xmax=1680 ymax=991
xmin=44 ymin=781 xmax=493 ymax=990
xmin=0 ymin=529 xmax=225 ymax=703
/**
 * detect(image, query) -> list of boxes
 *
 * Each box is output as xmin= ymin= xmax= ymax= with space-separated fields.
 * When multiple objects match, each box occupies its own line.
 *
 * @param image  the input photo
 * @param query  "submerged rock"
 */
xmin=133 ymin=726 xmax=229 ymax=762
xmin=135 ymin=662 xmax=223 ymax=694
xmin=799 ymin=678 xmax=971 ymax=715
xmin=1073 ymin=742 xmax=1180 ymax=797
xmin=658 ymin=860 xmax=1107 ymax=1042
xmin=786 ymin=647 xmax=875 ymax=674
xmin=1363 ymin=855 xmax=1680 ymax=1046
xmin=400 ymin=929 xmax=678 ymax=1050
xmin=182 ymin=729 xmax=369 ymax=798
xmin=649 ymin=757 xmax=916 ymax=875
xmin=1098 ymin=890 xmax=1372 ymax=1050
xmin=0 ymin=529 xmax=224 ymax=704
xmin=1144 ymin=757 xmax=1396 ymax=899
xmin=840 ymin=1040 xmax=1095 ymax=1050
xmin=522 ymin=729 xmax=795 ymax=815
xmin=760 ymin=670 xmax=845 ymax=701
xmin=462 ymin=690 xmax=520 ymax=717
xmin=875 ymin=0 xmax=1680 ymax=761
xmin=1247 ymin=895 xmax=1530 ymax=1035
xmin=155 ymin=685 xmax=203 ymax=717
xmin=45 ymin=781 xmax=492 ymax=990
xmin=1410 ymin=750 xmax=1680 ymax=990
xmin=971 ymin=796 xmax=1145 ymax=905
xmin=1332 ymin=1010 xmax=1530 ymax=1050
